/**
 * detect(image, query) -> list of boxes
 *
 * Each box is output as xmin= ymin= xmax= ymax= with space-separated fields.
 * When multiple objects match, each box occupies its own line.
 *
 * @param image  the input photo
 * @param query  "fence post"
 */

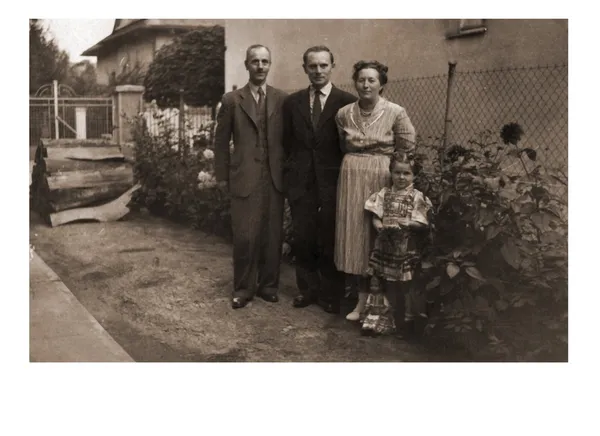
xmin=75 ymin=107 xmax=87 ymax=139
xmin=113 ymin=85 xmax=145 ymax=146
xmin=53 ymin=80 xmax=59 ymax=139
xmin=179 ymin=90 xmax=186 ymax=158
xmin=442 ymin=62 xmax=458 ymax=162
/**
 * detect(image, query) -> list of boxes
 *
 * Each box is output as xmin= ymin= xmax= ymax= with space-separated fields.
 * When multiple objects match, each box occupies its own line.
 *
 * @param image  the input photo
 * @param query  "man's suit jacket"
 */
xmin=283 ymin=85 xmax=357 ymax=202
xmin=215 ymin=84 xmax=287 ymax=198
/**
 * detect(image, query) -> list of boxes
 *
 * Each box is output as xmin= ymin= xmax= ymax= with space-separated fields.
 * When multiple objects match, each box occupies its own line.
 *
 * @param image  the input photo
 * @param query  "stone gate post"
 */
xmin=113 ymin=85 xmax=145 ymax=145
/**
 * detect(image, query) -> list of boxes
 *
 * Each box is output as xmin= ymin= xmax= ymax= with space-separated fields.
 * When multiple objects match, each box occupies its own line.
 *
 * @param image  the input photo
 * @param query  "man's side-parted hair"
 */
xmin=302 ymin=45 xmax=335 ymax=65
xmin=245 ymin=44 xmax=272 ymax=61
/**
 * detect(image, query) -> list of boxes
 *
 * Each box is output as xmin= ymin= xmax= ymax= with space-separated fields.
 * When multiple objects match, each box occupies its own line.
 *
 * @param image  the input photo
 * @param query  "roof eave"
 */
xmin=81 ymin=44 xmax=103 ymax=56
xmin=80 ymin=23 xmax=212 ymax=57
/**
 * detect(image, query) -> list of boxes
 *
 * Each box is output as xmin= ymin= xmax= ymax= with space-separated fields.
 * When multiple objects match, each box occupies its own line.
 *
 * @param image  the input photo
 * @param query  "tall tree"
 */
xmin=143 ymin=26 xmax=225 ymax=109
xmin=65 ymin=60 xmax=103 ymax=96
xmin=107 ymin=60 xmax=146 ymax=89
xmin=30 ymin=19 xmax=71 ymax=95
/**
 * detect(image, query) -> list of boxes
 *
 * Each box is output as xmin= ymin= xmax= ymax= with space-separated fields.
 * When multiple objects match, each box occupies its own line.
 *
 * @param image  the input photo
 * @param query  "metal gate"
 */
xmin=29 ymin=81 xmax=114 ymax=146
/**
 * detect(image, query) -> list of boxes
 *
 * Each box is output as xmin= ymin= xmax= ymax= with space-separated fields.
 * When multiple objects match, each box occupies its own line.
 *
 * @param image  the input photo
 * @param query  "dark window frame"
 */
xmin=446 ymin=19 xmax=487 ymax=40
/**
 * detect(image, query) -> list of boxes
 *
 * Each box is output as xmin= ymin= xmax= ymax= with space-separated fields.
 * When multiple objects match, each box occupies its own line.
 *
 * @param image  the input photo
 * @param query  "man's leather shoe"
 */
xmin=293 ymin=295 xmax=317 ymax=308
xmin=231 ymin=296 xmax=251 ymax=309
xmin=322 ymin=301 xmax=341 ymax=314
xmin=257 ymin=292 xmax=279 ymax=303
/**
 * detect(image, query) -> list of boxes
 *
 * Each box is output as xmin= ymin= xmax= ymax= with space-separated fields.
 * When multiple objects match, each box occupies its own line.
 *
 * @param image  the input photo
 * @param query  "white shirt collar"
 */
xmin=248 ymin=82 xmax=267 ymax=99
xmin=310 ymin=81 xmax=333 ymax=98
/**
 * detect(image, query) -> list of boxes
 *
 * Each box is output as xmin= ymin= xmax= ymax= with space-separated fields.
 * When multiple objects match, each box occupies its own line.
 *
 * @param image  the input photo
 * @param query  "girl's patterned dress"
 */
xmin=361 ymin=185 xmax=432 ymax=334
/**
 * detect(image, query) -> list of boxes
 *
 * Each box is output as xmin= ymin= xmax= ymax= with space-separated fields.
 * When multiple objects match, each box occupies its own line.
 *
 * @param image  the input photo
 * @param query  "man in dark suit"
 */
xmin=283 ymin=46 xmax=357 ymax=313
xmin=215 ymin=44 xmax=288 ymax=309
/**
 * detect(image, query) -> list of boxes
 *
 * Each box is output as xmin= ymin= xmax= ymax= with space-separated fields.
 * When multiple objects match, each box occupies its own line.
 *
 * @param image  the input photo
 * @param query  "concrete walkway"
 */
xmin=29 ymin=154 xmax=132 ymax=362
xmin=29 ymin=250 xmax=134 ymax=362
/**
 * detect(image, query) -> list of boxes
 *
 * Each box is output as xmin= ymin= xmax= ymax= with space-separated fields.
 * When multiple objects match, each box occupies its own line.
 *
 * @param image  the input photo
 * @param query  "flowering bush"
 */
xmin=197 ymin=170 xmax=217 ymax=189
xmin=413 ymin=123 xmax=567 ymax=360
xmin=131 ymin=108 xmax=565 ymax=359
xmin=202 ymin=149 xmax=215 ymax=161
xmin=131 ymin=114 xmax=232 ymax=239
xmin=131 ymin=114 xmax=294 ymax=253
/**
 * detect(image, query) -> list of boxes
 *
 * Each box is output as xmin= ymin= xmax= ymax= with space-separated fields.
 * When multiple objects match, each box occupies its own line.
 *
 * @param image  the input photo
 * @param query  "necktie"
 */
xmin=257 ymin=87 xmax=265 ymax=112
xmin=312 ymin=89 xmax=322 ymax=129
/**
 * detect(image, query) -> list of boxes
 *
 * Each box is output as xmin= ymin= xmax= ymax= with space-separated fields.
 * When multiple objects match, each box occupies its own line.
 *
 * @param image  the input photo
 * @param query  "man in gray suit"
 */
xmin=215 ymin=44 xmax=288 ymax=309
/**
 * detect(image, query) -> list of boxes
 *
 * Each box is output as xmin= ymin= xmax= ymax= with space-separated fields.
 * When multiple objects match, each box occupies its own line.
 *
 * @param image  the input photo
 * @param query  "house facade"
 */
xmin=82 ymin=19 xmax=224 ymax=85
xmin=224 ymin=19 xmax=567 ymax=91
xmin=224 ymin=19 xmax=568 ymax=179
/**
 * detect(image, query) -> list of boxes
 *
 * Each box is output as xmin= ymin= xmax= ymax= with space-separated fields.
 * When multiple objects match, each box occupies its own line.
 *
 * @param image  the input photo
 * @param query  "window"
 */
xmin=446 ymin=19 xmax=487 ymax=39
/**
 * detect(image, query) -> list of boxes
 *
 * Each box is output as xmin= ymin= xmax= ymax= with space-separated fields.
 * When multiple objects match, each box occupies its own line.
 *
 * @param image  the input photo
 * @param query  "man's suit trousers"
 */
xmin=230 ymin=158 xmax=284 ymax=299
xmin=288 ymin=172 xmax=342 ymax=303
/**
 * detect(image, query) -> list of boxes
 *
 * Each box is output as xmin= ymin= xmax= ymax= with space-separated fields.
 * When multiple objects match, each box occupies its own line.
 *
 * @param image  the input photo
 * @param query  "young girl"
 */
xmin=360 ymin=152 xmax=432 ymax=337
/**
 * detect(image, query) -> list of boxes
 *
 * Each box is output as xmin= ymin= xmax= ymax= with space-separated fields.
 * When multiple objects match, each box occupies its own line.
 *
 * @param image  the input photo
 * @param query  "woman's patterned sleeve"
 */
xmin=393 ymin=107 xmax=417 ymax=153
xmin=411 ymin=191 xmax=432 ymax=225
xmin=365 ymin=188 xmax=386 ymax=219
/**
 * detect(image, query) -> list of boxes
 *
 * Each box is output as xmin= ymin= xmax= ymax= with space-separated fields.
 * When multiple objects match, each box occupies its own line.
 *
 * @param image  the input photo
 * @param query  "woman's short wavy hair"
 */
xmin=351 ymin=60 xmax=389 ymax=86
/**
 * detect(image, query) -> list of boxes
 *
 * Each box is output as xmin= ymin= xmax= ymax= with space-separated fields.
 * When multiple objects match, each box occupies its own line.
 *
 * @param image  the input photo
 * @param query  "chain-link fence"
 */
xmin=338 ymin=64 xmax=568 ymax=200
xmin=338 ymin=74 xmax=448 ymax=149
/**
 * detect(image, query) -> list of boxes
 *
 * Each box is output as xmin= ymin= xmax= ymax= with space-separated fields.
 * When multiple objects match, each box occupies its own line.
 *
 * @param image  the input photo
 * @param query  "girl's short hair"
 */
xmin=389 ymin=151 xmax=422 ymax=175
xmin=352 ymin=60 xmax=389 ymax=86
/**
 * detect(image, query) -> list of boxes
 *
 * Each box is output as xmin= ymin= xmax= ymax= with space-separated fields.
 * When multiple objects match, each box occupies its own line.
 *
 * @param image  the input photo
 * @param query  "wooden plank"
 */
xmin=49 ymin=184 xmax=141 ymax=227
xmin=41 ymin=138 xmax=117 ymax=148
xmin=43 ymin=159 xmax=130 ymax=174
xmin=46 ymin=165 xmax=133 ymax=190
xmin=46 ymin=147 xmax=125 ymax=161
xmin=48 ymin=183 xmax=134 ymax=212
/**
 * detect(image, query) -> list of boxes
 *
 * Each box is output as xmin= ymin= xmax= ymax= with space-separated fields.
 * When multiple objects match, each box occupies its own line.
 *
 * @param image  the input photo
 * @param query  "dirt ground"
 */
xmin=29 ymin=209 xmax=470 ymax=362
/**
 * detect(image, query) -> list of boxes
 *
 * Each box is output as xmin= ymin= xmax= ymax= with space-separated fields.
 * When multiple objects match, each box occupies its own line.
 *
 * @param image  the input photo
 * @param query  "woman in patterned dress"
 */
xmin=334 ymin=60 xmax=417 ymax=321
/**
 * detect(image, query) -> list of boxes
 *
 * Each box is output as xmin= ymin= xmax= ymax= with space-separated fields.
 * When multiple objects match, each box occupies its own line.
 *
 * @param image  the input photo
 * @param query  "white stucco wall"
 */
xmin=224 ymin=19 xmax=567 ymax=91
xmin=223 ymin=19 xmax=568 ymax=176
xmin=96 ymin=38 xmax=155 ymax=85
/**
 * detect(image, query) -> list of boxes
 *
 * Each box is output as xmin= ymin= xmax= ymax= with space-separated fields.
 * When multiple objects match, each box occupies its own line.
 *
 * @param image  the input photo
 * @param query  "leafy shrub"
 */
xmin=131 ymin=110 xmax=566 ymax=359
xmin=108 ymin=61 xmax=146 ymax=89
xmin=131 ymin=110 xmax=295 ymax=253
xmin=143 ymin=26 xmax=225 ymax=109
xmin=131 ymin=112 xmax=231 ymax=240
xmin=414 ymin=123 xmax=568 ymax=360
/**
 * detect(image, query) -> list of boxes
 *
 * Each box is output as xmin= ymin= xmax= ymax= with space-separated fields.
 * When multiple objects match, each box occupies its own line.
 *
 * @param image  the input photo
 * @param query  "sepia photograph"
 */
xmin=15 ymin=6 xmax=592 ymax=434
xmin=28 ymin=17 xmax=568 ymax=363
